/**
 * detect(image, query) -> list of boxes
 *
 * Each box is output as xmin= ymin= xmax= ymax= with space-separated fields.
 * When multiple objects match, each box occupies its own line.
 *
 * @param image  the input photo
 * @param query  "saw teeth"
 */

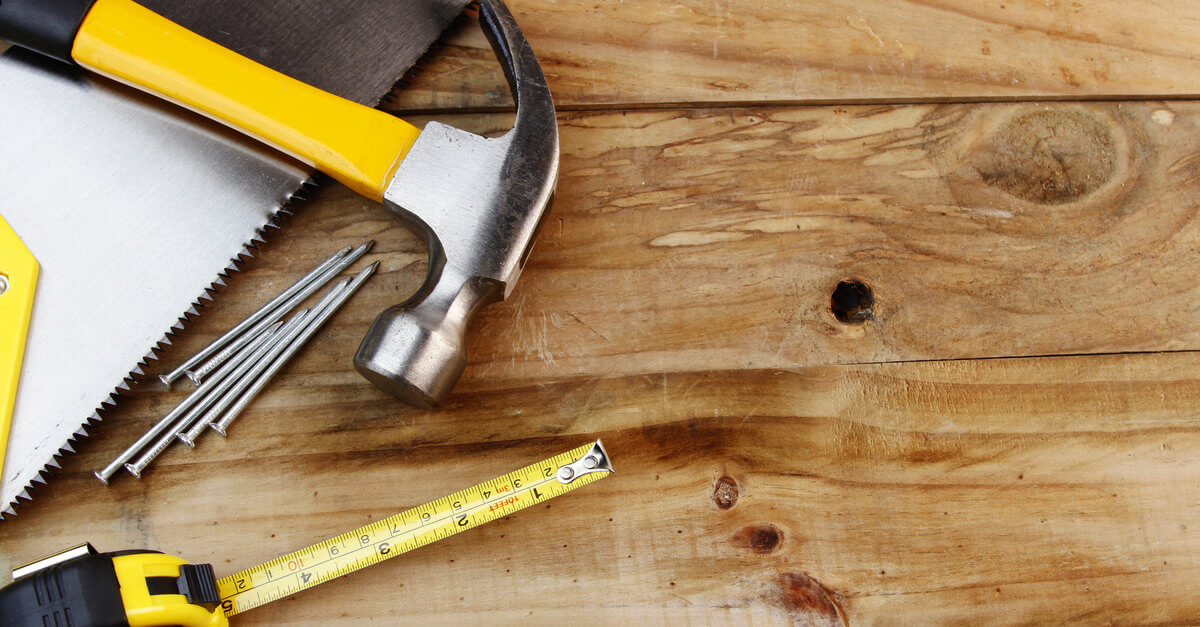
xmin=1 ymin=200 xmax=306 ymax=518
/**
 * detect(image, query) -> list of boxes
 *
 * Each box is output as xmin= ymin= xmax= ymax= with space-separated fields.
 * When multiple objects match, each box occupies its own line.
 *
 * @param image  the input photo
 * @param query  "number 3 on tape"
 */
xmin=217 ymin=440 xmax=614 ymax=616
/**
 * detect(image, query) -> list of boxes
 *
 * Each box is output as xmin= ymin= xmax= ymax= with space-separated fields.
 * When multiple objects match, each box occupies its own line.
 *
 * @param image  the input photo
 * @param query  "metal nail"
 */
xmin=213 ymin=262 xmax=378 ymax=436
xmin=182 ymin=312 xmax=283 ymax=386
xmin=121 ymin=312 xmax=309 ymax=479
xmin=180 ymin=241 xmax=373 ymax=386
xmin=157 ymin=243 xmax=359 ymax=389
xmin=181 ymin=279 xmax=351 ymax=445
xmin=174 ymin=309 xmax=314 ymax=448
xmin=93 ymin=320 xmax=285 ymax=484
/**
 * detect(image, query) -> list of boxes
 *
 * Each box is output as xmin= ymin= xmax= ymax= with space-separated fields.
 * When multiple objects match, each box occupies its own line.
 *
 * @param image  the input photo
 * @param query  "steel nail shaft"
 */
xmin=182 ymin=312 xmax=284 ymax=386
xmin=180 ymin=278 xmax=352 ymax=446
xmin=157 ymin=243 xmax=356 ymax=389
xmin=182 ymin=241 xmax=374 ymax=386
xmin=122 ymin=311 xmax=311 ymax=477
xmin=93 ymin=320 xmax=284 ymax=484
xmin=214 ymin=262 xmax=378 ymax=436
xmin=172 ymin=310 xmax=315 ymax=448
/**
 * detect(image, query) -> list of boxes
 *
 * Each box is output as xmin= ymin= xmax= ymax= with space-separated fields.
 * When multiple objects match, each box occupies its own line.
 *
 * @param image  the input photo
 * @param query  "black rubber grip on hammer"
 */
xmin=0 ymin=0 xmax=99 ymax=64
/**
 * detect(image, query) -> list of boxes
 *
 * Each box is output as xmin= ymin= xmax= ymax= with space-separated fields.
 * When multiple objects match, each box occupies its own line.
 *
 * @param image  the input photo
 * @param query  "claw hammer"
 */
xmin=0 ymin=0 xmax=559 ymax=409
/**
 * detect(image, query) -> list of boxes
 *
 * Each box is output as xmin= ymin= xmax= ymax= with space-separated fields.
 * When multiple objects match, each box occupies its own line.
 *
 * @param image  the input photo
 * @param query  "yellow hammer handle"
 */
xmin=71 ymin=0 xmax=421 ymax=201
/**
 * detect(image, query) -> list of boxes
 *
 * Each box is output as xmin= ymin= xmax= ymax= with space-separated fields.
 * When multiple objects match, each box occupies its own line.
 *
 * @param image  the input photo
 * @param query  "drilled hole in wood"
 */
xmin=830 ymin=280 xmax=874 ymax=324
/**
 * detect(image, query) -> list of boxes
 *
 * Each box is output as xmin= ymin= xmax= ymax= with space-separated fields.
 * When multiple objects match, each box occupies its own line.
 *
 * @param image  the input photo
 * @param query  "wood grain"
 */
xmin=390 ymin=0 xmax=1200 ymax=110
xmin=444 ymin=102 xmax=1200 ymax=380
xmin=1 ymin=349 xmax=1198 ymax=624
xmin=106 ymin=100 xmax=1200 ymax=385
xmin=7 ymin=1 xmax=1200 ymax=621
xmin=5 ymin=97 xmax=1200 ymax=621
xmin=3 ymin=99 xmax=1200 ymax=619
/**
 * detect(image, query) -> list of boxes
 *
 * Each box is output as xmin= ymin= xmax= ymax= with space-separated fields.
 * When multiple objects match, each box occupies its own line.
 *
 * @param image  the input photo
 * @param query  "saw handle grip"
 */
xmin=0 ymin=0 xmax=422 ymax=201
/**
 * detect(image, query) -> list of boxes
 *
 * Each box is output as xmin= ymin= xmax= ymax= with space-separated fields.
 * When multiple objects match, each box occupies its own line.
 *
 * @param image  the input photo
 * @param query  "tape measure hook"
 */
xmin=557 ymin=439 xmax=613 ymax=483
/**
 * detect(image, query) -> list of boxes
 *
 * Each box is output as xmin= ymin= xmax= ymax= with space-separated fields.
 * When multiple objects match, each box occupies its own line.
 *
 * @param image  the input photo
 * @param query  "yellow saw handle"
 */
xmin=0 ymin=214 xmax=38 ymax=484
xmin=71 ymin=0 xmax=422 ymax=201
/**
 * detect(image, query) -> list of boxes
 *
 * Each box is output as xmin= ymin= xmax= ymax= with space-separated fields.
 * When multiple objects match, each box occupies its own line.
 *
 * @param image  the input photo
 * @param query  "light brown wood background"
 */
xmin=4 ymin=1 xmax=1200 ymax=624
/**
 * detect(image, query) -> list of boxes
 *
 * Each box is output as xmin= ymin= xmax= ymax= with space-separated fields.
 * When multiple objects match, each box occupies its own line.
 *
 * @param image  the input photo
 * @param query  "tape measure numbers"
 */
xmin=217 ymin=440 xmax=613 ymax=616
xmin=2 ymin=441 xmax=612 ymax=626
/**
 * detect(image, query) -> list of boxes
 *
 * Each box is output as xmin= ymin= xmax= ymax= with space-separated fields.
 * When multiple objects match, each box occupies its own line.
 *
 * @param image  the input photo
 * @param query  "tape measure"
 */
xmin=3 ymin=440 xmax=613 ymax=626
xmin=218 ymin=439 xmax=613 ymax=615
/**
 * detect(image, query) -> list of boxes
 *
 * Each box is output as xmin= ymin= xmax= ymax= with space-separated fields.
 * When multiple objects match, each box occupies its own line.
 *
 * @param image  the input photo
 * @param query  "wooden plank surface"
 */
xmin=391 ymin=0 xmax=1200 ymax=110
xmin=457 ymin=102 xmax=1200 ymax=376
xmin=2 ymin=344 xmax=1198 ymax=624
xmin=6 ymin=1 xmax=1200 ymax=624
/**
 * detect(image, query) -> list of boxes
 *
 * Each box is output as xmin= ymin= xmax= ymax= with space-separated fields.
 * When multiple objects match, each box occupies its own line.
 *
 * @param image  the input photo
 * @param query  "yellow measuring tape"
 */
xmin=216 ymin=440 xmax=613 ymax=616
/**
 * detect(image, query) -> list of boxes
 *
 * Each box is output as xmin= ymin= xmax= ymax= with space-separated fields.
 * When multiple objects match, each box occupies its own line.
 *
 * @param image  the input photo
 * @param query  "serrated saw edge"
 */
xmin=2 ymin=199 xmax=309 ymax=518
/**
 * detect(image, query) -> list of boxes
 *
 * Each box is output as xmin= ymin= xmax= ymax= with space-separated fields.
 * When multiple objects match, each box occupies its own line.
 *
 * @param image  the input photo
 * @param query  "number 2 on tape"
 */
xmin=216 ymin=440 xmax=614 ymax=616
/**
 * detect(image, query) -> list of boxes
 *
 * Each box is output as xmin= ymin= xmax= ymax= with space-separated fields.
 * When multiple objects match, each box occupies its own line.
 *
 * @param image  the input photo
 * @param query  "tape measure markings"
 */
xmin=216 ymin=441 xmax=611 ymax=615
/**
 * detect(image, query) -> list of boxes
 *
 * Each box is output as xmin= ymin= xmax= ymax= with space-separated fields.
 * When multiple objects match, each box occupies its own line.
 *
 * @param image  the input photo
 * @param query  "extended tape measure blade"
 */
xmin=217 ymin=440 xmax=613 ymax=616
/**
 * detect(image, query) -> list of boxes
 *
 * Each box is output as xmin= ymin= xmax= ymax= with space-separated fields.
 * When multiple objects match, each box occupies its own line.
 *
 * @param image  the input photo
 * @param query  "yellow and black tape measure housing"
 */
xmin=1 ymin=543 xmax=226 ymax=627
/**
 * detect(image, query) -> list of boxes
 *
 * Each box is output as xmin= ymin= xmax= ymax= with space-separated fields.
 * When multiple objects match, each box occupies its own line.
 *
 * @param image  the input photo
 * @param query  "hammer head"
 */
xmin=354 ymin=0 xmax=559 ymax=409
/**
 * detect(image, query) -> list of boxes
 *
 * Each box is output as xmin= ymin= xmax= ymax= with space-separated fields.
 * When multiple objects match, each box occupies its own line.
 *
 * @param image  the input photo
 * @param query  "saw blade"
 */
xmin=0 ymin=0 xmax=470 ymax=516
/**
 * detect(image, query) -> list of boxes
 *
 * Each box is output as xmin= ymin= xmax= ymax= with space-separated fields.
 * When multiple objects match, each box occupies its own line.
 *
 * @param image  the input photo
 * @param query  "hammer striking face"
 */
xmin=0 ymin=0 xmax=558 ymax=408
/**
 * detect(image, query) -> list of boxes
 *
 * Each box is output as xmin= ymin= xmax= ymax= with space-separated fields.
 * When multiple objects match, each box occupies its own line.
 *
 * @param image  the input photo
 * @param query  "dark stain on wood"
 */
xmin=713 ymin=476 xmax=739 ymax=509
xmin=773 ymin=572 xmax=845 ymax=625
xmin=732 ymin=523 xmax=782 ymax=553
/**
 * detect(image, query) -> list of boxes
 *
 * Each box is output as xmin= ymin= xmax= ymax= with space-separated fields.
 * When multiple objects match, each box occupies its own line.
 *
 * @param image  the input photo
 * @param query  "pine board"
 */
xmin=391 ymin=0 xmax=1200 ymax=110
xmin=5 ymin=1 xmax=1200 ymax=623
xmin=1 ymin=347 xmax=1197 ymax=624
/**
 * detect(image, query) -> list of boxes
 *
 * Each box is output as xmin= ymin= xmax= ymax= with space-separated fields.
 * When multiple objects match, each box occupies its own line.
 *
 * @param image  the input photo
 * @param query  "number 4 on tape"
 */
xmin=216 ymin=440 xmax=614 ymax=616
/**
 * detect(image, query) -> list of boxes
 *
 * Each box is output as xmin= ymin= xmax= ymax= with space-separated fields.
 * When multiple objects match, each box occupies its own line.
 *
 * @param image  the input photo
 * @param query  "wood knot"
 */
xmin=830 ymin=280 xmax=874 ymax=324
xmin=732 ymin=523 xmax=783 ymax=553
xmin=713 ymin=476 xmax=739 ymax=509
xmin=774 ymin=572 xmax=844 ymax=625
xmin=970 ymin=109 xmax=1116 ymax=204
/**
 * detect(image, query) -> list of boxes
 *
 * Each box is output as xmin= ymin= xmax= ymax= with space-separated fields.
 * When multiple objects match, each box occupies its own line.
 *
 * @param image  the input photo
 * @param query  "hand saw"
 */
xmin=0 ymin=0 xmax=469 ymax=516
